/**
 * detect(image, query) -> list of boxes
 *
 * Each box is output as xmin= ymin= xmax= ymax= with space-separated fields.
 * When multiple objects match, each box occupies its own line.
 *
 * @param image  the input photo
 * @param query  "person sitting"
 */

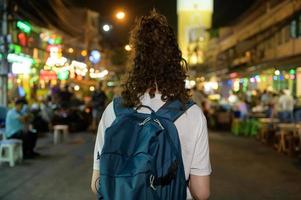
xmin=5 ymin=99 xmax=39 ymax=159
xmin=277 ymin=89 xmax=294 ymax=123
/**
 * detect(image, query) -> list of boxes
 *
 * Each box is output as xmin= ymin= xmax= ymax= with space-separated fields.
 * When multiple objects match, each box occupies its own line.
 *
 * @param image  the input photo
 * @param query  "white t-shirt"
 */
xmin=278 ymin=94 xmax=294 ymax=112
xmin=93 ymin=93 xmax=212 ymax=198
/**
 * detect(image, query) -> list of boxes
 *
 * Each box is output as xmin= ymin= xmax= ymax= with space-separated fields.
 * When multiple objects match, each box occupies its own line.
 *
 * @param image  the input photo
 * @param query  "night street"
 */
xmin=1 ymin=131 xmax=301 ymax=200
xmin=1 ymin=1 xmax=301 ymax=199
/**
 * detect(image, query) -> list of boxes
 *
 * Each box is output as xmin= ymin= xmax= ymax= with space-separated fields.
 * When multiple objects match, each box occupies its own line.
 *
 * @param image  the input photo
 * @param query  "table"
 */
xmin=276 ymin=123 xmax=298 ymax=154
xmin=258 ymin=118 xmax=279 ymax=143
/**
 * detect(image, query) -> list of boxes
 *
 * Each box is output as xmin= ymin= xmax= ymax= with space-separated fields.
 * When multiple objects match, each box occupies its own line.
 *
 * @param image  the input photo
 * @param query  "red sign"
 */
xmin=40 ymin=70 xmax=57 ymax=80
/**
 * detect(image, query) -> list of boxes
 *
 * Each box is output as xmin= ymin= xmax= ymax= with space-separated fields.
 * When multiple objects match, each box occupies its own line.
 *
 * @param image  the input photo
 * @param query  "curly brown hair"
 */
xmin=121 ymin=10 xmax=189 ymax=107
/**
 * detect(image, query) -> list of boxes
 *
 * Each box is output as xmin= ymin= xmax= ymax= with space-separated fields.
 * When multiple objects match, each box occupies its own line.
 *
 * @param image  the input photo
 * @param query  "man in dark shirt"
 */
xmin=91 ymin=82 xmax=107 ymax=131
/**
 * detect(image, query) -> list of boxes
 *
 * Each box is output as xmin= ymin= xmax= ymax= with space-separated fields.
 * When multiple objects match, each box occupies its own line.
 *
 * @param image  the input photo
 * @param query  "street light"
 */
xmin=103 ymin=24 xmax=111 ymax=32
xmin=125 ymin=44 xmax=132 ymax=51
xmin=116 ymin=11 xmax=125 ymax=20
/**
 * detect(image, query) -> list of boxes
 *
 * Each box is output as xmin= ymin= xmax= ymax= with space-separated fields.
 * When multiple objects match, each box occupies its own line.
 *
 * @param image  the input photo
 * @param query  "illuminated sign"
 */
xmin=7 ymin=53 xmax=33 ymax=65
xmin=16 ymin=21 xmax=32 ymax=33
xmin=40 ymin=70 xmax=57 ymax=80
xmin=57 ymin=70 xmax=69 ymax=80
xmin=12 ymin=62 xmax=31 ymax=74
xmin=45 ymin=46 xmax=67 ymax=66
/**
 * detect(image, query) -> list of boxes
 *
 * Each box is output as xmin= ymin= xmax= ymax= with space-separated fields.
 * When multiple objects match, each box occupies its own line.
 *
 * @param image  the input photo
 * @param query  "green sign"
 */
xmin=16 ymin=21 xmax=32 ymax=33
xmin=7 ymin=53 xmax=33 ymax=65
xmin=9 ymin=44 xmax=22 ymax=54
xmin=57 ymin=70 xmax=69 ymax=80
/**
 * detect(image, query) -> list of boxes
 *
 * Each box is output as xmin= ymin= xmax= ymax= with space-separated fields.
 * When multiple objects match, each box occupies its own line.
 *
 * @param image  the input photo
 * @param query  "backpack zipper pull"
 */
xmin=139 ymin=117 xmax=152 ymax=126
xmin=154 ymin=119 xmax=164 ymax=130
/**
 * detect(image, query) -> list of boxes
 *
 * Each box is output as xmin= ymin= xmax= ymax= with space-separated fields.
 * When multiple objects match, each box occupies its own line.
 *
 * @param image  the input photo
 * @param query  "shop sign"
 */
xmin=7 ymin=53 xmax=33 ymax=65
xmin=57 ymin=70 xmax=69 ymax=80
xmin=40 ymin=70 xmax=57 ymax=80
xmin=16 ymin=21 xmax=32 ymax=33
xmin=11 ymin=62 xmax=31 ymax=74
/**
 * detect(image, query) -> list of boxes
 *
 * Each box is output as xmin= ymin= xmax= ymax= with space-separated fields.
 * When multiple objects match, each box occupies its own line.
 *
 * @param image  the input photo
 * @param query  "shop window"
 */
xmin=290 ymin=20 xmax=297 ymax=38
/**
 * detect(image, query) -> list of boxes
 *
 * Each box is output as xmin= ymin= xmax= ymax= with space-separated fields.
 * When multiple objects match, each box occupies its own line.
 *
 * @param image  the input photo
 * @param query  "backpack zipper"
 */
xmin=139 ymin=117 xmax=152 ymax=126
xmin=154 ymin=119 xmax=164 ymax=130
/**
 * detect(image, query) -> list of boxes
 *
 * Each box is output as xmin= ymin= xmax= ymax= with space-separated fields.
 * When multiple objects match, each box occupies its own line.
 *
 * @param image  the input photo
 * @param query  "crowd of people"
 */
xmin=190 ymin=87 xmax=301 ymax=129
xmin=229 ymin=89 xmax=301 ymax=122
xmin=0 ymin=82 xmax=118 ymax=159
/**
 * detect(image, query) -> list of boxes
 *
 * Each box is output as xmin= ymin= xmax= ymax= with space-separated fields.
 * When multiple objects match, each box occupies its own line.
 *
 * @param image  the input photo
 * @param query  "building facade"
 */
xmin=203 ymin=0 xmax=301 ymax=97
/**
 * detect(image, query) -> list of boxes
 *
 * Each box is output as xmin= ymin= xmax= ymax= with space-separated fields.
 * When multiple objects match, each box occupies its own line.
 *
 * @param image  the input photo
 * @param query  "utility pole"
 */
xmin=0 ymin=0 xmax=9 ymax=107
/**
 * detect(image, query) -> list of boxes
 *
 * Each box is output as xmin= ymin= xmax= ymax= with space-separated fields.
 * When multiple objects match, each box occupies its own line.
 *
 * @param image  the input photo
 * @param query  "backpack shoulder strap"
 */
xmin=156 ymin=99 xmax=195 ymax=122
xmin=113 ymin=97 xmax=134 ymax=117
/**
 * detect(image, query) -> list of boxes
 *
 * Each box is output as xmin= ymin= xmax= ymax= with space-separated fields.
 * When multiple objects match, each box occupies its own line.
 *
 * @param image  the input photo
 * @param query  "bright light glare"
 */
xmin=125 ymin=44 xmax=132 ymax=51
xmin=68 ymin=48 xmax=74 ymax=53
xmin=74 ymin=85 xmax=80 ymax=91
xmin=116 ymin=11 xmax=125 ymax=20
xmin=89 ymin=86 xmax=95 ymax=92
xmin=103 ymin=24 xmax=111 ymax=32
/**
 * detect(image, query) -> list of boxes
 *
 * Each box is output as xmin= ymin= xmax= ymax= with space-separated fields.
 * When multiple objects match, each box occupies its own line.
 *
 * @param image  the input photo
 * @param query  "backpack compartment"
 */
xmin=99 ymin=115 xmax=162 ymax=199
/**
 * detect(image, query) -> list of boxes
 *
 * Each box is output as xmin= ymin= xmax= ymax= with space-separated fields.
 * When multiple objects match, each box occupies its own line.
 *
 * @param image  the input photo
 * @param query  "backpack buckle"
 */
xmin=149 ymin=175 xmax=157 ymax=190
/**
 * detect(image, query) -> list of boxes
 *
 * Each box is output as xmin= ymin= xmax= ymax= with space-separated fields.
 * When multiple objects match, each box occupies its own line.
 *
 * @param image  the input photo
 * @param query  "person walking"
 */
xmin=91 ymin=11 xmax=211 ymax=200
xmin=91 ymin=82 xmax=107 ymax=131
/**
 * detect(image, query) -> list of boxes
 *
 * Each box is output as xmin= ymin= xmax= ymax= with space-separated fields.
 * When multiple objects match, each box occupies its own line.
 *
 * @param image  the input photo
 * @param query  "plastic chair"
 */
xmin=53 ymin=125 xmax=69 ymax=144
xmin=0 ymin=129 xmax=23 ymax=167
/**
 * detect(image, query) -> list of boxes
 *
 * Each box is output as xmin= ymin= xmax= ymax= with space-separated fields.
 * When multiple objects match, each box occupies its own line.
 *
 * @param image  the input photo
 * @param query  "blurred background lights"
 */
xmin=116 ymin=11 xmax=125 ymax=20
xmin=89 ymin=50 xmax=101 ymax=64
xmin=103 ymin=24 xmax=111 ymax=32
xmin=74 ymin=85 xmax=80 ymax=91
xmin=68 ymin=48 xmax=74 ymax=53
xmin=124 ymin=44 xmax=132 ymax=51
xmin=89 ymin=86 xmax=95 ymax=92
xmin=81 ymin=50 xmax=87 ymax=57
xmin=274 ymin=70 xmax=280 ymax=76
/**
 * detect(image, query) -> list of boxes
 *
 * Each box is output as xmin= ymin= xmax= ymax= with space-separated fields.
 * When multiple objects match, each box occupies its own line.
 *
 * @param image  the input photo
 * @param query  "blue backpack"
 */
xmin=98 ymin=97 xmax=194 ymax=200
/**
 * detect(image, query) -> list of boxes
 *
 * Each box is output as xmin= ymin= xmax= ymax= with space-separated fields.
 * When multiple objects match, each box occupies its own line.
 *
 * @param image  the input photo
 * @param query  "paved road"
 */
xmin=210 ymin=132 xmax=301 ymax=200
xmin=1 ymin=131 xmax=301 ymax=200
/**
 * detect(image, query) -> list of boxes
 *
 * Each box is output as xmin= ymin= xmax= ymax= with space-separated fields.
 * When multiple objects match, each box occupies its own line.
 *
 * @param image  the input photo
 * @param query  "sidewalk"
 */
xmin=0 ymin=132 xmax=96 ymax=200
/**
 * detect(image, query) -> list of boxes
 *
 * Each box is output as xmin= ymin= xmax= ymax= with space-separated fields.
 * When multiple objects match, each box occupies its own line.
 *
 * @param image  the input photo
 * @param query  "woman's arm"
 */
xmin=91 ymin=170 xmax=100 ymax=194
xmin=189 ymin=175 xmax=210 ymax=200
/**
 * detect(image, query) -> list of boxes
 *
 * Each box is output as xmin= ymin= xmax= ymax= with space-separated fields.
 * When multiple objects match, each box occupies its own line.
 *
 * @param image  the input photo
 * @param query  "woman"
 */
xmin=91 ymin=11 xmax=211 ymax=200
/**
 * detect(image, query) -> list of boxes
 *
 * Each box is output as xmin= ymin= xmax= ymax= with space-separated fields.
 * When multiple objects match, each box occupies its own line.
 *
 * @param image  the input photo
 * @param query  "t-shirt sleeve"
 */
xmin=190 ymin=112 xmax=212 ymax=176
xmin=93 ymin=101 xmax=115 ymax=171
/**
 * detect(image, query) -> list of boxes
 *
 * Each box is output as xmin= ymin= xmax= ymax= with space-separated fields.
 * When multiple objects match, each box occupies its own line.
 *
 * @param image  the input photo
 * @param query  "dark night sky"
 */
xmin=14 ymin=0 xmax=256 ymax=48
xmin=73 ymin=0 xmax=178 ymax=47
xmin=75 ymin=0 xmax=255 ymax=46
xmin=213 ymin=0 xmax=256 ymax=28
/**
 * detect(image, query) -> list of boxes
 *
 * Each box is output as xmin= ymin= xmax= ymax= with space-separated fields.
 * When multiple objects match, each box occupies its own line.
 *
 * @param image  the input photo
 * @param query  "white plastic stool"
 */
xmin=53 ymin=125 xmax=69 ymax=144
xmin=0 ymin=139 xmax=23 ymax=167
